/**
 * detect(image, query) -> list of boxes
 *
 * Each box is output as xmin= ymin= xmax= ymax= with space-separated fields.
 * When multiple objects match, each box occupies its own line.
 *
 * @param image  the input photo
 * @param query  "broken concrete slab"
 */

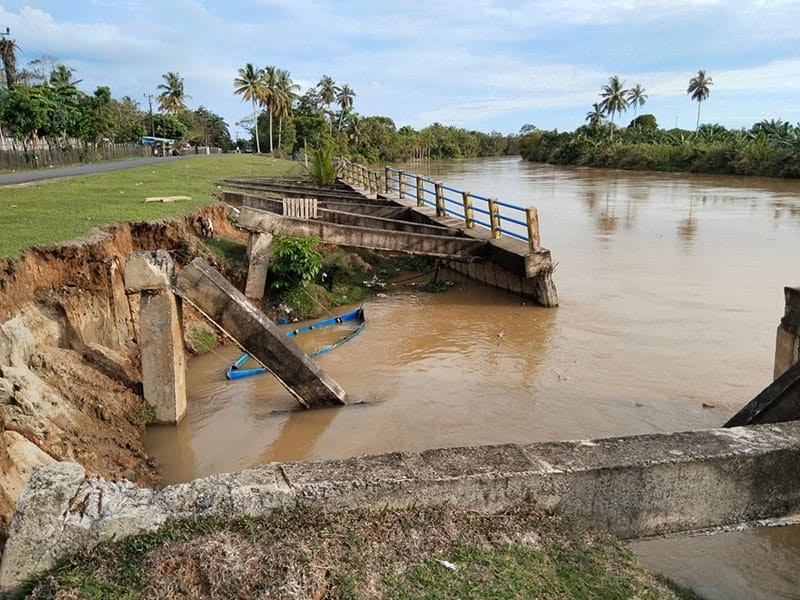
xmin=123 ymin=250 xmax=174 ymax=293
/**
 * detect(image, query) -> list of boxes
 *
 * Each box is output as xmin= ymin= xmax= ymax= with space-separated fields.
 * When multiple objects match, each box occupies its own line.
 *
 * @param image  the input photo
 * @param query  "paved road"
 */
xmin=0 ymin=154 xmax=196 ymax=186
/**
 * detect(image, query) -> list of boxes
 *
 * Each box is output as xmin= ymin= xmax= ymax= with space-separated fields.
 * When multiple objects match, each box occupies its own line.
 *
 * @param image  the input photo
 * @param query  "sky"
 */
xmin=0 ymin=1 xmax=799 ymax=139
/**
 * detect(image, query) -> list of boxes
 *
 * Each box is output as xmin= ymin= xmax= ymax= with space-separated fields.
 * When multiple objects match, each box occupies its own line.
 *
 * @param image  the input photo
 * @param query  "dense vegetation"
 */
xmin=0 ymin=46 xmax=519 ymax=167
xmin=236 ymin=67 xmax=519 ymax=163
xmin=520 ymin=117 xmax=800 ymax=178
xmin=522 ymin=71 xmax=800 ymax=178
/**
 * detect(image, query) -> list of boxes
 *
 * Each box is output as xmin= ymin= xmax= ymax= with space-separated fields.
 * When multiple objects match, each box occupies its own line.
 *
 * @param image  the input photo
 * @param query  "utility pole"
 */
xmin=143 ymin=93 xmax=155 ymax=137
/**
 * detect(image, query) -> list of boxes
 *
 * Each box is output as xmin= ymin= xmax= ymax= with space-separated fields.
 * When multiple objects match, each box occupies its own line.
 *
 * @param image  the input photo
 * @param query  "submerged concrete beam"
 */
xmin=173 ymin=258 xmax=346 ymax=408
xmin=4 ymin=421 xmax=800 ymax=592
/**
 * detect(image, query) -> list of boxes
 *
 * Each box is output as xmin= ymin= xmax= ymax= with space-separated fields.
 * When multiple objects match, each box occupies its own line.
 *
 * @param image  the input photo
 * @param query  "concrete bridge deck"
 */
xmin=227 ymin=177 xmax=559 ymax=307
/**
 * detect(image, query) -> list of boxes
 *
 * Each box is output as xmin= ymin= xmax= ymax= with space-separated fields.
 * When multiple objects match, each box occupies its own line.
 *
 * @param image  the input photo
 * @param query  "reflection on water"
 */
xmin=145 ymin=158 xmax=800 ymax=599
xmin=632 ymin=525 xmax=800 ymax=600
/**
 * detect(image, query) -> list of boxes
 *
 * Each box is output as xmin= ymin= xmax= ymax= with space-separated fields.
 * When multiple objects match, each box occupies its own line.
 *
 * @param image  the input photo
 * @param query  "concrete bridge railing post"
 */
xmin=462 ymin=190 xmax=474 ymax=228
xmin=526 ymin=207 xmax=541 ymax=252
xmin=488 ymin=197 xmax=501 ymax=239
xmin=398 ymin=171 xmax=406 ymax=199
xmin=775 ymin=286 xmax=800 ymax=379
xmin=123 ymin=251 xmax=187 ymax=424
xmin=416 ymin=175 xmax=424 ymax=207
xmin=435 ymin=182 xmax=444 ymax=217
xmin=384 ymin=166 xmax=391 ymax=194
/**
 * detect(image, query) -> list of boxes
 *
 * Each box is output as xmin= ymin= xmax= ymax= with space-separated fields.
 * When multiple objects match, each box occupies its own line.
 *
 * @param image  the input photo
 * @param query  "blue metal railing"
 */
xmin=383 ymin=166 xmax=541 ymax=252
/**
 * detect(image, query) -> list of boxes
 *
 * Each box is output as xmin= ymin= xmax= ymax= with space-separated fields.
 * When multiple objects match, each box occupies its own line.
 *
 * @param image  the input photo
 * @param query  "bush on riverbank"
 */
xmin=520 ymin=118 xmax=800 ymax=178
xmin=16 ymin=501 xmax=701 ymax=599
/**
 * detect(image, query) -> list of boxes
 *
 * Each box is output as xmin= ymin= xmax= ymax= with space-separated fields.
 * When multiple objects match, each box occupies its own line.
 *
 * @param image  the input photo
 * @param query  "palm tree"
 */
xmin=687 ymin=69 xmax=713 ymax=132
xmin=585 ymin=103 xmax=606 ymax=128
xmin=261 ymin=66 xmax=279 ymax=152
xmin=335 ymin=83 xmax=356 ymax=131
xmin=599 ymin=75 xmax=628 ymax=129
xmin=273 ymin=69 xmax=300 ymax=150
xmin=157 ymin=71 xmax=191 ymax=115
xmin=49 ymin=64 xmax=82 ymax=90
xmin=626 ymin=84 xmax=647 ymax=123
xmin=317 ymin=75 xmax=339 ymax=132
xmin=234 ymin=63 xmax=266 ymax=153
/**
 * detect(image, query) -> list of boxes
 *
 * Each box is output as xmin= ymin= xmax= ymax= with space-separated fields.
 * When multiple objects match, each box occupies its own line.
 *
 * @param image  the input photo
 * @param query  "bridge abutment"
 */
xmin=123 ymin=251 xmax=187 ymax=424
xmin=774 ymin=286 xmax=800 ymax=379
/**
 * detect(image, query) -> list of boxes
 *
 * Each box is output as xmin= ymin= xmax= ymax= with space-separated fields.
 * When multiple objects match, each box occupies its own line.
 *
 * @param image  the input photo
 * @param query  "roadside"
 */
xmin=17 ymin=502 xmax=701 ymax=599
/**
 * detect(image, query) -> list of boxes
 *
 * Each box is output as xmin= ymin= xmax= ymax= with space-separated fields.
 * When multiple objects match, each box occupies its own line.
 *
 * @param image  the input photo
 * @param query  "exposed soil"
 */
xmin=0 ymin=204 xmax=245 ymax=551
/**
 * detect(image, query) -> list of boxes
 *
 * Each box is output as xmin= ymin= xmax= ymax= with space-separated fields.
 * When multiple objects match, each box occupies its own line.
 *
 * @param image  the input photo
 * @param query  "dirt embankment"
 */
xmin=0 ymin=205 xmax=243 ymax=550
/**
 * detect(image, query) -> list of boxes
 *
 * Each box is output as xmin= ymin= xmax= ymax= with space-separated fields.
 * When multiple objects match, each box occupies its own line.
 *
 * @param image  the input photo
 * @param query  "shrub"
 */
xmin=269 ymin=235 xmax=323 ymax=292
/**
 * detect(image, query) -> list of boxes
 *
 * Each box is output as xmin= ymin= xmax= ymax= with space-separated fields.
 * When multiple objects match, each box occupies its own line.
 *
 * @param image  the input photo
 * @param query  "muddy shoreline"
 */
xmin=0 ymin=205 xmax=243 ymax=550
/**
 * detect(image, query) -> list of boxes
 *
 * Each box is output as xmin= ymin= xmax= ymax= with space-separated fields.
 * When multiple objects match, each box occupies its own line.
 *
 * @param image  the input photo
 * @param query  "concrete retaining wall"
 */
xmin=3 ymin=421 xmax=800 ymax=593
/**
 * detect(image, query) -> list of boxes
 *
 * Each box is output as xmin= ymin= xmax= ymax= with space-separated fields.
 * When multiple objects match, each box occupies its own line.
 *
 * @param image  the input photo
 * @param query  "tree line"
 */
xmin=0 ymin=45 xmax=232 ymax=162
xmin=233 ymin=64 xmax=520 ymax=162
xmin=521 ymin=70 xmax=800 ymax=178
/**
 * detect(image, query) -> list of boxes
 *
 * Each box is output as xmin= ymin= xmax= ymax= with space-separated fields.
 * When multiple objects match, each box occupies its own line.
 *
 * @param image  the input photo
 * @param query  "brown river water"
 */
xmin=145 ymin=157 xmax=800 ymax=599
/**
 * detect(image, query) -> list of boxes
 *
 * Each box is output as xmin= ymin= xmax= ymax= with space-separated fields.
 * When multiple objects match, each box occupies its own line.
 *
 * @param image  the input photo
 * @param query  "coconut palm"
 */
xmin=261 ymin=66 xmax=280 ymax=152
xmin=599 ymin=75 xmax=628 ymax=129
xmin=317 ymin=75 xmax=339 ymax=132
xmin=157 ymin=71 xmax=191 ymax=115
xmin=687 ymin=69 xmax=713 ymax=132
xmin=626 ymin=84 xmax=647 ymax=122
xmin=335 ymin=83 xmax=356 ymax=131
xmin=234 ymin=63 xmax=266 ymax=153
xmin=49 ymin=64 xmax=82 ymax=90
xmin=585 ymin=103 xmax=606 ymax=128
xmin=273 ymin=68 xmax=300 ymax=149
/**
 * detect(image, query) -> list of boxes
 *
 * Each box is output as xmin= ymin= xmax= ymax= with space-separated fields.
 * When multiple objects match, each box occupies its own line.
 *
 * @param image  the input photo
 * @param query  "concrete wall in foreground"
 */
xmin=3 ymin=421 xmax=800 ymax=593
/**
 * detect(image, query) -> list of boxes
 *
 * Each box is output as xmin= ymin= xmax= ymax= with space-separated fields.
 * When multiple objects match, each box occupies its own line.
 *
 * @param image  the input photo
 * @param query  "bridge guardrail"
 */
xmin=384 ymin=166 xmax=541 ymax=252
xmin=336 ymin=159 xmax=541 ymax=253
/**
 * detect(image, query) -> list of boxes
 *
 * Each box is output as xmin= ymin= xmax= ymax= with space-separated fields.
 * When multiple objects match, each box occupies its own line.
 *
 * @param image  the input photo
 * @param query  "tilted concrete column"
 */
xmin=124 ymin=251 xmax=187 ymax=423
xmin=174 ymin=258 xmax=346 ymax=408
xmin=775 ymin=286 xmax=800 ymax=380
xmin=245 ymin=232 xmax=273 ymax=300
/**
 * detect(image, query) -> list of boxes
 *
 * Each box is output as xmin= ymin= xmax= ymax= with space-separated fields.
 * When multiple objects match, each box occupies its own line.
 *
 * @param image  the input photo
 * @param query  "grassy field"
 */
xmin=0 ymin=154 xmax=306 ymax=259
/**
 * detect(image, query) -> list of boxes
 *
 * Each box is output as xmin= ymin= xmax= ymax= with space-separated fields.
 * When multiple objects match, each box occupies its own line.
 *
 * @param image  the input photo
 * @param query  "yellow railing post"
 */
xmin=416 ymin=175 xmax=424 ymax=207
xmin=435 ymin=182 xmax=444 ymax=217
xmin=526 ymin=207 xmax=541 ymax=251
xmin=488 ymin=197 xmax=501 ymax=238
xmin=384 ymin=166 xmax=391 ymax=194
xmin=462 ymin=190 xmax=474 ymax=228
xmin=399 ymin=171 xmax=406 ymax=198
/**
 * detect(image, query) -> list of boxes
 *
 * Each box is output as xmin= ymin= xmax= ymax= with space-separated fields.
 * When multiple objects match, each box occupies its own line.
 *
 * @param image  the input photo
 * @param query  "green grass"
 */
xmin=16 ymin=503 xmax=696 ymax=600
xmin=186 ymin=326 xmax=218 ymax=354
xmin=0 ymin=154 xmax=305 ymax=259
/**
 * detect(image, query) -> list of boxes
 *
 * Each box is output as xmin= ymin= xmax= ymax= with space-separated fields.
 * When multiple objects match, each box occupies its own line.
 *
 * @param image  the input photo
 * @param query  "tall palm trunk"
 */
xmin=252 ymin=98 xmax=261 ymax=153
xmin=695 ymin=100 xmax=702 ymax=132
xmin=268 ymin=106 xmax=274 ymax=153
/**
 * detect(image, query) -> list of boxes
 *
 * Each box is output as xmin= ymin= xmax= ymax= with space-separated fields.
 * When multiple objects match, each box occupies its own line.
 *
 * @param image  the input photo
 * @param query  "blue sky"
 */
xmin=1 ymin=1 xmax=799 ymax=138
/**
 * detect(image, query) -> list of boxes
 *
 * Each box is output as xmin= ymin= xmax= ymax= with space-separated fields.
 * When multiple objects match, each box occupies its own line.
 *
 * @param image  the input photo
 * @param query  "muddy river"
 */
xmin=146 ymin=157 xmax=800 ymax=599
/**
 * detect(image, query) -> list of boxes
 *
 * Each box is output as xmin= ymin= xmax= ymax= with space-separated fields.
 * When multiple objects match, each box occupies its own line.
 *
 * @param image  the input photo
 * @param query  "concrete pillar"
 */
xmin=245 ymin=232 xmax=273 ymax=300
xmin=775 ymin=286 xmax=800 ymax=380
xmin=124 ymin=251 xmax=187 ymax=424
